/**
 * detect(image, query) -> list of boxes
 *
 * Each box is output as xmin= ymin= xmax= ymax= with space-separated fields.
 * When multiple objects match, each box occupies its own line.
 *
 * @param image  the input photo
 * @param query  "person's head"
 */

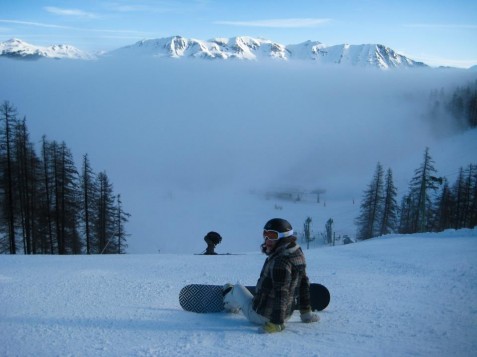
xmin=262 ymin=218 xmax=294 ymax=254
xmin=204 ymin=231 xmax=222 ymax=246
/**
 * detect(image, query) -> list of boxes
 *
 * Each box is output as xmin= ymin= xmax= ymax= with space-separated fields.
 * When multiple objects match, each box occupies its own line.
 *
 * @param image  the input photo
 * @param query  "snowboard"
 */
xmin=179 ymin=283 xmax=330 ymax=313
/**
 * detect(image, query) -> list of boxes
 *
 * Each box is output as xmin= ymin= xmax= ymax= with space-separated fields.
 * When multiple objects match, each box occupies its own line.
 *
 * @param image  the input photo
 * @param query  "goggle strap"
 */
xmin=264 ymin=229 xmax=294 ymax=239
xmin=279 ymin=229 xmax=294 ymax=238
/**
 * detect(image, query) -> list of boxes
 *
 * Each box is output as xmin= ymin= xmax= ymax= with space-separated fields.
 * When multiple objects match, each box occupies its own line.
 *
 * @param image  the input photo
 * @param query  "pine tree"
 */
xmin=94 ymin=171 xmax=115 ymax=254
xmin=452 ymin=167 xmax=468 ymax=229
xmin=40 ymin=136 xmax=55 ymax=253
xmin=464 ymin=164 xmax=477 ymax=228
xmin=80 ymin=154 xmax=97 ymax=254
xmin=114 ymin=194 xmax=130 ymax=254
xmin=434 ymin=178 xmax=455 ymax=231
xmin=325 ymin=218 xmax=333 ymax=244
xmin=51 ymin=141 xmax=81 ymax=254
xmin=379 ymin=168 xmax=398 ymax=236
xmin=407 ymin=148 xmax=441 ymax=233
xmin=469 ymin=86 xmax=477 ymax=128
xmin=13 ymin=118 xmax=41 ymax=254
xmin=303 ymin=217 xmax=315 ymax=248
xmin=0 ymin=101 xmax=19 ymax=254
xmin=355 ymin=162 xmax=384 ymax=240
xmin=455 ymin=164 xmax=477 ymax=228
xmin=398 ymin=194 xmax=414 ymax=234
xmin=469 ymin=164 xmax=477 ymax=228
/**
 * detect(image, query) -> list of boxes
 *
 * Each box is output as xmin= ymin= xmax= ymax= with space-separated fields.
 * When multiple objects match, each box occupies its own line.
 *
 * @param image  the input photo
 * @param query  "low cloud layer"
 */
xmin=0 ymin=58 xmax=474 ymax=252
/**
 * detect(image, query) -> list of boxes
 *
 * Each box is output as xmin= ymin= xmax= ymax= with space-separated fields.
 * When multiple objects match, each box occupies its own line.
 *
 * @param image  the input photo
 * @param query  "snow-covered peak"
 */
xmin=2 ymin=38 xmax=28 ymax=48
xmin=109 ymin=36 xmax=214 ymax=59
xmin=287 ymin=42 xmax=426 ymax=69
xmin=210 ymin=36 xmax=288 ymax=60
xmin=0 ymin=38 xmax=40 ymax=58
xmin=286 ymin=40 xmax=326 ymax=60
xmin=109 ymin=35 xmax=288 ymax=61
xmin=0 ymin=38 xmax=95 ymax=60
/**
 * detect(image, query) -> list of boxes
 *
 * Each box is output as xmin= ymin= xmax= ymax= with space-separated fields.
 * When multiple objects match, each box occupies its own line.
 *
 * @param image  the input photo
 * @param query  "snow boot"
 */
xmin=223 ymin=283 xmax=240 ymax=314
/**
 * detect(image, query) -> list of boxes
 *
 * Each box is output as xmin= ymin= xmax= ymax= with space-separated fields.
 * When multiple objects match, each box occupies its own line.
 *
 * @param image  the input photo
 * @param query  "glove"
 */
xmin=259 ymin=322 xmax=285 ymax=334
xmin=300 ymin=309 xmax=320 ymax=323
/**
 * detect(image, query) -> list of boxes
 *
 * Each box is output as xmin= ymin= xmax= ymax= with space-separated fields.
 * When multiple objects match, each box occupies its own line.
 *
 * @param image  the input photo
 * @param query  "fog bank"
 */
xmin=0 ymin=58 xmax=475 ymax=253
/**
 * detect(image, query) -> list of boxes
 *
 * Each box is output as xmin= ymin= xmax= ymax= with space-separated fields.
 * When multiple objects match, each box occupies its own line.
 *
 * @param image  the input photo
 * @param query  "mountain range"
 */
xmin=0 ymin=38 xmax=95 ymax=60
xmin=0 ymin=36 xmax=428 ymax=70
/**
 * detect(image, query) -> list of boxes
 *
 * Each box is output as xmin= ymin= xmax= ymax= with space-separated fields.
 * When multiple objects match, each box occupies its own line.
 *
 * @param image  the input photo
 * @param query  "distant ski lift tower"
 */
xmin=311 ymin=189 xmax=326 ymax=203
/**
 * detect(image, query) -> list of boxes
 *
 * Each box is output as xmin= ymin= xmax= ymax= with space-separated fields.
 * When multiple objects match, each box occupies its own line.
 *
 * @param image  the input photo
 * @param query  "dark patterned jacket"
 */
xmin=252 ymin=237 xmax=311 ymax=324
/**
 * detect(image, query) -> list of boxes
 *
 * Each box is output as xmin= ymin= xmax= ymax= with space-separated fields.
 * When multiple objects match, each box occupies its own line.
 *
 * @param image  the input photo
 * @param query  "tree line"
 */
xmin=356 ymin=147 xmax=476 ymax=240
xmin=428 ymin=80 xmax=477 ymax=130
xmin=0 ymin=101 xmax=130 ymax=255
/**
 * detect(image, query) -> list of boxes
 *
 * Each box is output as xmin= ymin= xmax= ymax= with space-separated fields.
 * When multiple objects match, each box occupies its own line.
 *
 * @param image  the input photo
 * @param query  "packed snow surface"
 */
xmin=1 ymin=229 xmax=476 ymax=356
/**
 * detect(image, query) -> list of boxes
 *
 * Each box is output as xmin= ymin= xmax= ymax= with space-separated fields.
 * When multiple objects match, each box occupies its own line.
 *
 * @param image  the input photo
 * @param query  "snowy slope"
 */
xmin=0 ymin=38 xmax=95 ymax=60
xmin=0 ymin=229 xmax=476 ymax=356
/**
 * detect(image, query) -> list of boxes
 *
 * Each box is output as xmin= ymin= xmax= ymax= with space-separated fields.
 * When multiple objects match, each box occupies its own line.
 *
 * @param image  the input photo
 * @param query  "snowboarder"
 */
xmin=223 ymin=218 xmax=319 ymax=333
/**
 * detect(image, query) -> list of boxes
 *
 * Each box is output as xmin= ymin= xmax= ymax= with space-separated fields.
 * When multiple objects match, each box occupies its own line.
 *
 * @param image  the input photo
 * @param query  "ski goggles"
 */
xmin=263 ymin=229 xmax=294 ymax=241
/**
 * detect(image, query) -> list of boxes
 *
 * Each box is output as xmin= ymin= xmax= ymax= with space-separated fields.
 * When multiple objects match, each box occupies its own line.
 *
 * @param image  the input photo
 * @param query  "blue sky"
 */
xmin=0 ymin=0 xmax=476 ymax=67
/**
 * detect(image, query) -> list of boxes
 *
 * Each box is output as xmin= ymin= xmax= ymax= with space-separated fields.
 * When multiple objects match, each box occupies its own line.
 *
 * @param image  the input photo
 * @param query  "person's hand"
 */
xmin=259 ymin=322 xmax=285 ymax=333
xmin=300 ymin=309 xmax=320 ymax=323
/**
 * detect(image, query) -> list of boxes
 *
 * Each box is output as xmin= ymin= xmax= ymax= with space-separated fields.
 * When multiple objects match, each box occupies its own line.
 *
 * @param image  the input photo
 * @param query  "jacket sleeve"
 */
xmin=270 ymin=258 xmax=292 ymax=324
xmin=298 ymin=274 xmax=311 ymax=311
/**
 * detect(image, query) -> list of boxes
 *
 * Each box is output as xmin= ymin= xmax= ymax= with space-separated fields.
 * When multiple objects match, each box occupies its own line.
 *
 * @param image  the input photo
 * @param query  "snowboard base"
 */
xmin=179 ymin=283 xmax=330 ymax=313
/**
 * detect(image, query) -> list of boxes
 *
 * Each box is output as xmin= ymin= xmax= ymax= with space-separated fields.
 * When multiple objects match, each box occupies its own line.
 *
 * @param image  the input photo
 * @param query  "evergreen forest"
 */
xmin=428 ymin=80 xmax=477 ymax=130
xmin=356 ymin=148 xmax=477 ymax=240
xmin=0 ymin=101 xmax=130 ymax=255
